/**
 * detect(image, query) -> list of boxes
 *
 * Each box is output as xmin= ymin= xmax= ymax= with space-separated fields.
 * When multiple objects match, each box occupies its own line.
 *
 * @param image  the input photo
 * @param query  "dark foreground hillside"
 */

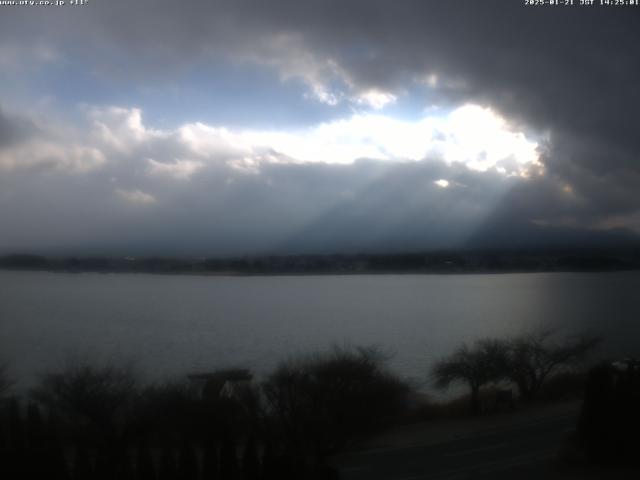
xmin=1 ymin=343 xmax=638 ymax=479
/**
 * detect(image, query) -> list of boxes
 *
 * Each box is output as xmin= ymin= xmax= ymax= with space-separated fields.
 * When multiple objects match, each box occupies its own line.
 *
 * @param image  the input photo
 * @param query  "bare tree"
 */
xmin=31 ymin=362 xmax=138 ymax=441
xmin=506 ymin=330 xmax=600 ymax=401
xmin=431 ymin=339 xmax=509 ymax=415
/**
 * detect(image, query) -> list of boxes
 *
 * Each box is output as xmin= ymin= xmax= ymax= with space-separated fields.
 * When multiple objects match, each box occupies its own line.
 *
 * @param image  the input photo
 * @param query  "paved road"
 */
xmin=334 ymin=413 xmax=578 ymax=480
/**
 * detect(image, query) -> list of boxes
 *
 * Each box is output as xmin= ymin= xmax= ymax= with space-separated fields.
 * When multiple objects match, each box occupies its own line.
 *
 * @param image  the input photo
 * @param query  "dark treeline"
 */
xmin=2 ymin=247 xmax=640 ymax=275
xmin=431 ymin=331 xmax=601 ymax=415
xmin=578 ymin=360 xmax=640 ymax=466
xmin=429 ymin=332 xmax=640 ymax=469
xmin=1 ymin=336 xmax=639 ymax=477
xmin=0 ymin=346 xmax=410 ymax=480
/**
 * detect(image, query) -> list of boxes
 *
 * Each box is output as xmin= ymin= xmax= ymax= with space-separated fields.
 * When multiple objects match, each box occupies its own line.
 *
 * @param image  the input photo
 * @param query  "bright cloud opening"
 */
xmin=438 ymin=105 xmax=539 ymax=172
xmin=239 ymin=104 xmax=540 ymax=174
xmin=8 ymin=104 xmax=538 ymax=180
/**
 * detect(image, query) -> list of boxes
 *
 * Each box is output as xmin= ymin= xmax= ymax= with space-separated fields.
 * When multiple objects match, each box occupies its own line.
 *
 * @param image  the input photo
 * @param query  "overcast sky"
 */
xmin=0 ymin=0 xmax=639 ymax=255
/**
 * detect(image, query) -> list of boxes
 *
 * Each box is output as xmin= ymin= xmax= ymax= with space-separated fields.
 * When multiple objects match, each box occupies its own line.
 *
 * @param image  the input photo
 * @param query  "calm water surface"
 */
xmin=1 ymin=270 xmax=639 ymax=390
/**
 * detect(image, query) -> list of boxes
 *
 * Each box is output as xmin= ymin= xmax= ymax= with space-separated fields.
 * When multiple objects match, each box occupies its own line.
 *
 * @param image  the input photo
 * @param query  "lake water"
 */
xmin=1 ymin=270 xmax=639 ymax=392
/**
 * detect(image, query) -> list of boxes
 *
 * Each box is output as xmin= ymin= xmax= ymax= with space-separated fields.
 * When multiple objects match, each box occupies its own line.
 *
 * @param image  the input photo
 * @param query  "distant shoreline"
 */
xmin=2 ymin=248 xmax=640 ymax=277
xmin=3 ymin=267 xmax=640 ymax=277
xmin=7 ymin=268 xmax=635 ymax=276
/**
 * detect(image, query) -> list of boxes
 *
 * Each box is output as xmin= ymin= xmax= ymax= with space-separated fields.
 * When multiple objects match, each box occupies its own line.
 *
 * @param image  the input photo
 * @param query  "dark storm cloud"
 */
xmin=0 ymin=104 xmax=532 ymax=255
xmin=0 ymin=103 xmax=629 ymax=255
xmin=10 ymin=5 xmax=638 ymax=191
xmin=1 ymin=0 xmax=639 ymax=253
xmin=0 ymin=153 xmax=515 ymax=255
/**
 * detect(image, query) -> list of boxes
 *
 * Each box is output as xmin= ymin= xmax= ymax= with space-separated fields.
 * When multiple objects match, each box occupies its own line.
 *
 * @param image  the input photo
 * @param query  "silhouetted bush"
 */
xmin=136 ymin=441 xmax=157 ymax=480
xmin=45 ymin=412 xmax=70 ymax=480
xmin=2 ymin=398 xmax=26 ymax=477
xmin=132 ymin=381 xmax=200 ymax=443
xmin=74 ymin=446 xmax=94 ymax=480
xmin=241 ymin=435 xmax=260 ymax=479
xmin=158 ymin=445 xmax=178 ymax=480
xmin=578 ymin=360 xmax=640 ymax=465
xmin=263 ymin=345 xmax=411 ymax=468
xmin=0 ymin=364 xmax=12 ymax=400
xmin=3 ymin=332 xmax=602 ymax=479
xmin=31 ymin=362 xmax=139 ymax=445
xmin=219 ymin=429 xmax=239 ymax=479
xmin=202 ymin=442 xmax=219 ymax=479
xmin=537 ymin=371 xmax=587 ymax=402
xmin=114 ymin=447 xmax=135 ymax=480
xmin=0 ymin=331 xmax=605 ymax=480
xmin=178 ymin=441 xmax=198 ymax=480
xmin=24 ymin=402 xmax=50 ymax=477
